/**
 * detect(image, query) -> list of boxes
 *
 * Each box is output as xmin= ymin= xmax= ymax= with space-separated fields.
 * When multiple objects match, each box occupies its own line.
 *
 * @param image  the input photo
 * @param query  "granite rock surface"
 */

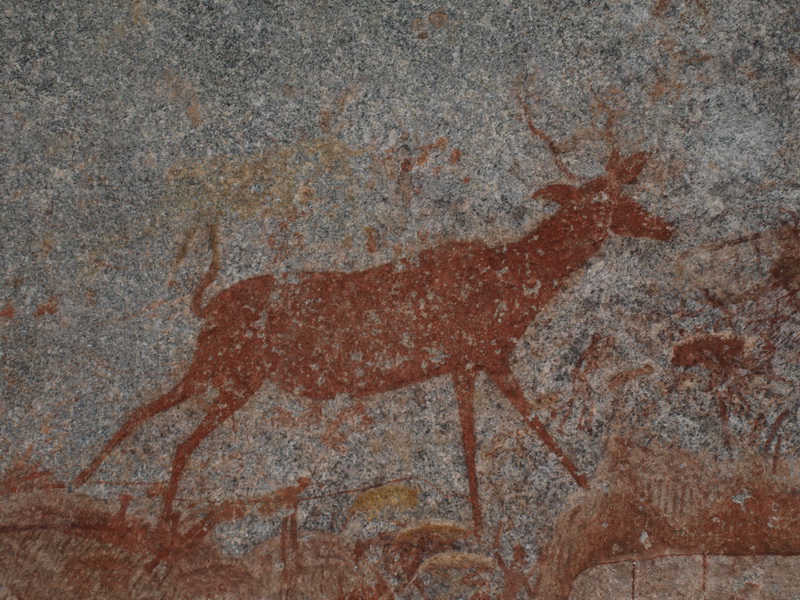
xmin=1 ymin=1 xmax=799 ymax=598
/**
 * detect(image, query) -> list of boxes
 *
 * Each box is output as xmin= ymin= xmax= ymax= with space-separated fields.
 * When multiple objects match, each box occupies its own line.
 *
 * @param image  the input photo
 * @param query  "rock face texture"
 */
xmin=1 ymin=2 xmax=798 ymax=598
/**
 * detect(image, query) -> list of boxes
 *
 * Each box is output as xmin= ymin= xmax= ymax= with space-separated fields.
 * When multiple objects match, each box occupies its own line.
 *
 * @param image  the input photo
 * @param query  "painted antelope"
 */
xmin=75 ymin=124 xmax=673 ymax=531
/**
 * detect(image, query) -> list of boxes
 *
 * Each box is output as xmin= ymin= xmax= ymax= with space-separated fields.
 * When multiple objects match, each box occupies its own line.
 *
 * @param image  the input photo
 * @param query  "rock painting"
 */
xmin=74 ymin=110 xmax=673 ymax=533
xmin=2 ymin=2 xmax=799 ymax=598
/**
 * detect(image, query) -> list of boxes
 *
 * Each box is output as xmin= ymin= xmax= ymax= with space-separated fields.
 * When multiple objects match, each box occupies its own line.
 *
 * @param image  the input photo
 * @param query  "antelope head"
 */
xmin=534 ymin=149 xmax=674 ymax=242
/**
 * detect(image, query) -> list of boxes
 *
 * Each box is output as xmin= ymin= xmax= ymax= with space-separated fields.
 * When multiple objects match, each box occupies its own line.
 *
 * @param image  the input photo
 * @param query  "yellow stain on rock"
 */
xmin=393 ymin=520 xmax=472 ymax=544
xmin=417 ymin=551 xmax=495 ymax=575
xmin=350 ymin=483 xmax=420 ymax=519
xmin=160 ymin=137 xmax=361 ymax=223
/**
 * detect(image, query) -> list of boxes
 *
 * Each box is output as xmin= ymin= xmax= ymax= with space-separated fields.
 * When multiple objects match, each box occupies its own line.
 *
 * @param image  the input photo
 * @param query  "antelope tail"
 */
xmin=191 ymin=223 xmax=220 ymax=319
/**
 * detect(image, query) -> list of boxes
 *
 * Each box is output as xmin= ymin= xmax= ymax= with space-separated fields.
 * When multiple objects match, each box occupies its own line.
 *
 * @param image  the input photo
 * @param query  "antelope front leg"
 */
xmin=452 ymin=369 xmax=483 ymax=535
xmin=486 ymin=363 xmax=589 ymax=490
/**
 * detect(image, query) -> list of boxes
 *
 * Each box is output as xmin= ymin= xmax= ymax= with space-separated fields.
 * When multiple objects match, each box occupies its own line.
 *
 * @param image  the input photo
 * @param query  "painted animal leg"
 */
xmin=486 ymin=364 xmax=589 ymax=490
xmin=453 ymin=369 xmax=483 ymax=534
xmin=74 ymin=373 xmax=206 ymax=487
xmin=717 ymin=388 xmax=732 ymax=448
xmin=160 ymin=394 xmax=242 ymax=526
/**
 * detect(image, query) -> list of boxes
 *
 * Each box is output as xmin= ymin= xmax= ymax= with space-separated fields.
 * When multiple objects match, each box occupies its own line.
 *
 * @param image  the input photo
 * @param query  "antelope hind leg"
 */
xmin=75 ymin=373 xmax=206 ymax=487
xmin=160 ymin=393 xmax=243 ymax=527
xmin=486 ymin=363 xmax=589 ymax=489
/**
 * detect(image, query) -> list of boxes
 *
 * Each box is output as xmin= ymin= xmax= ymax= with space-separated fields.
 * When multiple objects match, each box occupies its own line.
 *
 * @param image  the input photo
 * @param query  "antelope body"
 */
xmin=75 ymin=149 xmax=673 ymax=530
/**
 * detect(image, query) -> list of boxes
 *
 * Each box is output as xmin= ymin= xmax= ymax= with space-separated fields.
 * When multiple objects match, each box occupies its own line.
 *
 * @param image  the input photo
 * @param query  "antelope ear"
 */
xmin=533 ymin=184 xmax=578 ymax=206
xmin=616 ymin=151 xmax=651 ymax=184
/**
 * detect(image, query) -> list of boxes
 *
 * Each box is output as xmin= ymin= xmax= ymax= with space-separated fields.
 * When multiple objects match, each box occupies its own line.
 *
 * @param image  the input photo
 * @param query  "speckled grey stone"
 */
xmin=1 ymin=2 xmax=799 ymax=598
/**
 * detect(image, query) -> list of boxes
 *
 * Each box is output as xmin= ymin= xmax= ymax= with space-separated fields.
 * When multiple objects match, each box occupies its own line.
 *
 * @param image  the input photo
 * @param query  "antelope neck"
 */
xmin=503 ymin=201 xmax=611 ymax=296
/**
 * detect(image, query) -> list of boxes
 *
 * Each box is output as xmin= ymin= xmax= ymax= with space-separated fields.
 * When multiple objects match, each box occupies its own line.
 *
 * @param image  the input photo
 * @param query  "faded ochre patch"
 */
xmin=73 ymin=136 xmax=365 ymax=298
xmin=159 ymin=137 xmax=361 ymax=224
xmin=350 ymin=483 xmax=420 ymax=519
xmin=393 ymin=520 xmax=472 ymax=544
xmin=417 ymin=552 xmax=495 ymax=574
